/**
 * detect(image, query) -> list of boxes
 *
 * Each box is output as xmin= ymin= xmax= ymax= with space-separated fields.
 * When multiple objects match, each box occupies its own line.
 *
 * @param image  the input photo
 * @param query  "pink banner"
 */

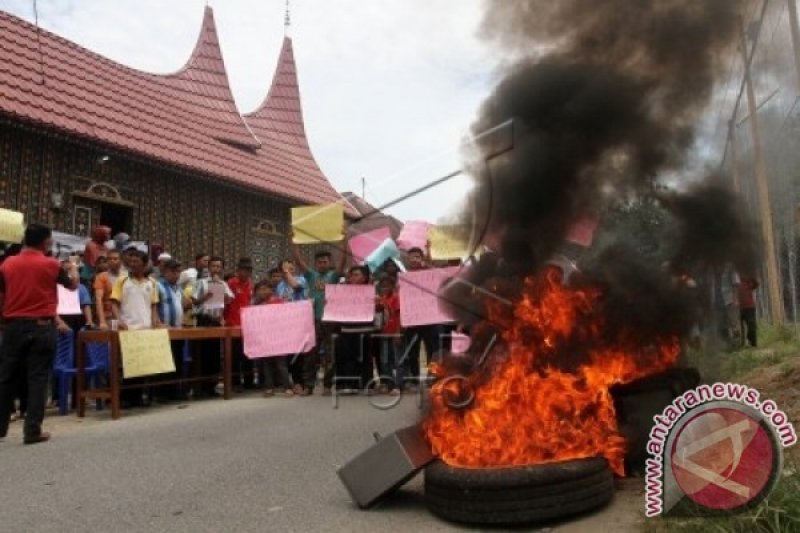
xmin=397 ymin=220 xmax=430 ymax=251
xmin=565 ymin=215 xmax=599 ymax=247
xmin=57 ymin=285 xmax=81 ymax=315
xmin=451 ymin=333 xmax=471 ymax=354
xmin=241 ymin=300 xmax=316 ymax=358
xmin=398 ymin=267 xmax=458 ymax=327
xmin=322 ymin=284 xmax=375 ymax=323
xmin=349 ymin=227 xmax=392 ymax=262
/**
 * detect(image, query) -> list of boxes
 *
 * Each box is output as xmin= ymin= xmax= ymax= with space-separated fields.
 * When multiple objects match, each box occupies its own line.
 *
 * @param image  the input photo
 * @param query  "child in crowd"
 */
xmin=251 ymin=280 xmax=293 ymax=397
xmin=333 ymin=266 xmax=374 ymax=394
xmin=275 ymin=259 xmax=309 ymax=394
xmin=94 ymin=249 xmax=125 ymax=330
xmin=375 ymin=274 xmax=402 ymax=395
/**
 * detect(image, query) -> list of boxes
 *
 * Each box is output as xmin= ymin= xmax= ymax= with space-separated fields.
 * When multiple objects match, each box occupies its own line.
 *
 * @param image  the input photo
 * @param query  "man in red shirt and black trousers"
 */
xmin=0 ymin=223 xmax=78 ymax=444
xmin=226 ymin=258 xmax=254 ymax=391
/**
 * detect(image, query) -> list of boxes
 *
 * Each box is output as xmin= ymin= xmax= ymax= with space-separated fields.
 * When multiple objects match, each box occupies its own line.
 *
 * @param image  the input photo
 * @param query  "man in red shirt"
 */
xmin=0 ymin=223 xmax=78 ymax=444
xmin=225 ymin=258 xmax=254 ymax=390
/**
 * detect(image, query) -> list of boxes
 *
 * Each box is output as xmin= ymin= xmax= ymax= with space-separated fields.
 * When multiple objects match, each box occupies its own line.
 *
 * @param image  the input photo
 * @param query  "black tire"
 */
xmin=424 ymin=457 xmax=614 ymax=525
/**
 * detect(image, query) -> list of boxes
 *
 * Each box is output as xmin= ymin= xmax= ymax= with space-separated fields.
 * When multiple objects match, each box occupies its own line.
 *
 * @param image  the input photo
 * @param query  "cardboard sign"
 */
xmin=207 ymin=282 xmax=226 ymax=310
xmin=119 ymin=329 xmax=175 ymax=379
xmin=365 ymin=238 xmax=401 ymax=273
xmin=429 ymin=225 xmax=471 ymax=260
xmin=57 ymin=285 xmax=82 ymax=315
xmin=241 ymin=300 xmax=316 ymax=358
xmin=291 ymin=204 xmax=344 ymax=244
xmin=322 ymin=284 xmax=376 ymax=323
xmin=398 ymin=268 xmax=458 ymax=327
xmin=565 ymin=215 xmax=599 ymax=247
xmin=349 ymin=227 xmax=392 ymax=262
xmin=0 ymin=208 xmax=24 ymax=244
xmin=397 ymin=220 xmax=430 ymax=251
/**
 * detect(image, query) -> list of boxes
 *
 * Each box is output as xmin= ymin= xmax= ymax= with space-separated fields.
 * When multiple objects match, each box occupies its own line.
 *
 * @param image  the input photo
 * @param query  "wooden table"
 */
xmin=76 ymin=327 xmax=242 ymax=420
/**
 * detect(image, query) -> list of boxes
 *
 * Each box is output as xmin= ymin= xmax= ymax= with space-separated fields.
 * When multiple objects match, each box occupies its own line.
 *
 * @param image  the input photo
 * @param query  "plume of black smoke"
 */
xmin=447 ymin=0 xmax=755 ymax=345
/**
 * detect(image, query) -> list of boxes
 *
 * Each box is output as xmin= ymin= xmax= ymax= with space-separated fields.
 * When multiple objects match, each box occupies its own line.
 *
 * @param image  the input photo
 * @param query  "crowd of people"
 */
xmin=1 ymin=223 xmax=458 ymax=441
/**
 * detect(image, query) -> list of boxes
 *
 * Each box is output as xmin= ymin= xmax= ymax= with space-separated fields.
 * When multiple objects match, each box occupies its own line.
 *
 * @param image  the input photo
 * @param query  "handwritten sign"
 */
xmin=322 ymin=284 xmax=375 ymax=323
xmin=429 ymin=225 xmax=471 ymax=260
xmin=565 ymin=215 xmax=599 ymax=247
xmin=365 ymin=238 xmax=401 ymax=272
xmin=291 ymin=204 xmax=344 ymax=244
xmin=398 ymin=268 xmax=458 ymax=327
xmin=349 ymin=227 xmax=391 ymax=262
xmin=207 ymin=282 xmax=226 ymax=310
xmin=119 ymin=329 xmax=175 ymax=379
xmin=57 ymin=285 xmax=81 ymax=315
xmin=241 ymin=300 xmax=316 ymax=358
xmin=397 ymin=220 xmax=430 ymax=251
xmin=0 ymin=208 xmax=24 ymax=244
xmin=451 ymin=333 xmax=471 ymax=354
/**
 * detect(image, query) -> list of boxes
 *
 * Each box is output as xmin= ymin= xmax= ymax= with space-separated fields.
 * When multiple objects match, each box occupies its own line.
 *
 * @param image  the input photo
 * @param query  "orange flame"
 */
xmin=424 ymin=267 xmax=679 ymax=476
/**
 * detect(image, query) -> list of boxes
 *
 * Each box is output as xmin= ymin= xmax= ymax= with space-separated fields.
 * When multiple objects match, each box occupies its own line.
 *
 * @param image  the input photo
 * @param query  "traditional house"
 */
xmin=0 ymin=7 xmax=349 ymax=272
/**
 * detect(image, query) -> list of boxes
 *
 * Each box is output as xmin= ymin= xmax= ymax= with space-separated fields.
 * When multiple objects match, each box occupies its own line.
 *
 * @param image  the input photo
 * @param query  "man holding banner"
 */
xmin=0 ymin=223 xmax=79 ymax=445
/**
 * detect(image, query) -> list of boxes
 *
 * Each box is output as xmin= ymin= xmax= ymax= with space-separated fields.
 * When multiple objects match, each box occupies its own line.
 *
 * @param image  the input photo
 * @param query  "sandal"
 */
xmin=263 ymin=389 xmax=275 ymax=398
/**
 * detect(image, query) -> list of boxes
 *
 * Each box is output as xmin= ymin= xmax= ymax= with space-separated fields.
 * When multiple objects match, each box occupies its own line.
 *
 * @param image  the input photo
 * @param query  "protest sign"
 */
xmin=291 ymin=204 xmax=344 ymax=244
xmin=241 ymin=300 xmax=315 ymax=358
xmin=397 ymin=220 xmax=430 ymax=251
xmin=429 ymin=225 xmax=471 ymax=260
xmin=0 ymin=208 xmax=24 ymax=244
xmin=451 ymin=333 xmax=471 ymax=354
xmin=57 ymin=285 xmax=81 ymax=315
xmin=119 ymin=329 xmax=175 ymax=379
xmin=365 ymin=238 xmax=401 ymax=272
xmin=322 ymin=284 xmax=376 ymax=323
xmin=398 ymin=267 xmax=458 ymax=327
xmin=349 ymin=227 xmax=391 ymax=262
xmin=207 ymin=282 xmax=226 ymax=310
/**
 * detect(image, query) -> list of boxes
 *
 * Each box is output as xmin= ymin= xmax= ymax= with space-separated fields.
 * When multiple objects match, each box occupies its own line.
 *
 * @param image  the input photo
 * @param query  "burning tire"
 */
xmin=424 ymin=457 xmax=614 ymax=525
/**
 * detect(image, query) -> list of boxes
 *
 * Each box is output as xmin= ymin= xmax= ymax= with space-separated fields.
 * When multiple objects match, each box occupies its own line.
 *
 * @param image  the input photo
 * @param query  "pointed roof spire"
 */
xmin=171 ymin=6 xmax=260 ymax=149
xmin=284 ymin=0 xmax=291 ymax=35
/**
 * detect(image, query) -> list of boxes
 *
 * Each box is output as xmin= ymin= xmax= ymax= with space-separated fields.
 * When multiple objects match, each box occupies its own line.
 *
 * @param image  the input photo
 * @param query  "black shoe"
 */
xmin=24 ymin=432 xmax=51 ymax=445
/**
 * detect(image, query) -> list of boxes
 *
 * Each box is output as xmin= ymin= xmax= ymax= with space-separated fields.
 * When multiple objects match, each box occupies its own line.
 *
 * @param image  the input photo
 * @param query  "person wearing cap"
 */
xmin=225 ymin=258 xmax=255 ymax=391
xmin=0 ymin=223 xmax=79 ymax=444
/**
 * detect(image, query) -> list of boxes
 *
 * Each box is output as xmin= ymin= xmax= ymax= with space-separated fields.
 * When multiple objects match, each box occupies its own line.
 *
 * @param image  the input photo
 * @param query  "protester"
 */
xmin=718 ymin=264 xmax=741 ymax=347
xmin=226 ymin=258 xmax=255 ymax=391
xmin=251 ymin=280 xmax=293 ymax=398
xmin=739 ymin=275 xmax=759 ymax=348
xmin=375 ymin=274 xmax=402 ymax=395
xmin=153 ymin=259 xmax=189 ymax=402
xmin=292 ymin=242 xmax=347 ymax=396
xmin=274 ymin=259 xmax=309 ymax=394
xmin=192 ymin=256 xmax=233 ymax=397
xmin=182 ymin=253 xmax=210 ymax=288
xmin=94 ymin=249 xmax=125 ymax=330
xmin=268 ymin=267 xmax=282 ymax=290
xmin=110 ymin=249 xmax=161 ymax=408
xmin=402 ymin=246 xmax=448 ymax=389
xmin=333 ymin=266 xmax=374 ymax=394
xmin=83 ymin=225 xmax=111 ymax=271
xmin=0 ymin=223 xmax=79 ymax=444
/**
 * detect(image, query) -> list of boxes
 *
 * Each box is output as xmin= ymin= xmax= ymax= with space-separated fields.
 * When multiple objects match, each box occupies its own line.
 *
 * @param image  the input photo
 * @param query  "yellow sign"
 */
xmin=429 ymin=225 xmax=472 ymax=260
xmin=119 ymin=329 xmax=175 ymax=379
xmin=291 ymin=204 xmax=344 ymax=244
xmin=0 ymin=208 xmax=24 ymax=244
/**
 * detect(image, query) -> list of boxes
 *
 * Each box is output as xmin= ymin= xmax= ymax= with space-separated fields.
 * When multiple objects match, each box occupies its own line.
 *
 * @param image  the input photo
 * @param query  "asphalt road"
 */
xmin=0 ymin=393 xmax=642 ymax=532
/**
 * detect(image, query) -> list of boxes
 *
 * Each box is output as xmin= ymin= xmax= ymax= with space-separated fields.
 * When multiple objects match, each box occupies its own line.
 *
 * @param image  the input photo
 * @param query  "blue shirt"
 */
xmin=276 ymin=277 xmax=308 ymax=302
xmin=79 ymin=284 xmax=92 ymax=307
xmin=157 ymin=280 xmax=183 ymax=327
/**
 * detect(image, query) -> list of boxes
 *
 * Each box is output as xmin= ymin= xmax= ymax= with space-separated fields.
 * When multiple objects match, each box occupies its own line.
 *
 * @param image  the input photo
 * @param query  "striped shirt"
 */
xmin=157 ymin=279 xmax=184 ymax=327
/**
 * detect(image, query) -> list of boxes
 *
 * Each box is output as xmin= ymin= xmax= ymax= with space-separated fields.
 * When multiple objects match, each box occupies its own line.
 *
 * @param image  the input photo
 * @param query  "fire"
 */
xmin=424 ymin=267 xmax=679 ymax=476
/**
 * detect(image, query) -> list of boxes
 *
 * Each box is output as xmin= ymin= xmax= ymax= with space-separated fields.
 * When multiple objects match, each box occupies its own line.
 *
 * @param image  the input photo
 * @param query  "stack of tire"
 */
xmin=424 ymin=457 xmax=614 ymax=525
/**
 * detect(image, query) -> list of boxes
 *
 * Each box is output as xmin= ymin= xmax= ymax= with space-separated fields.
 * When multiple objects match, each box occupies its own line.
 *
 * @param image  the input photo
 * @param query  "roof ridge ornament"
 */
xmin=284 ymin=0 xmax=291 ymax=35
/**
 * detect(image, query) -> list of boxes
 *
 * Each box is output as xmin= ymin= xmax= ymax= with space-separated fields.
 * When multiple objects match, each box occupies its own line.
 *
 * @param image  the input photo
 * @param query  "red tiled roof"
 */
xmin=0 ymin=7 xmax=347 ymax=208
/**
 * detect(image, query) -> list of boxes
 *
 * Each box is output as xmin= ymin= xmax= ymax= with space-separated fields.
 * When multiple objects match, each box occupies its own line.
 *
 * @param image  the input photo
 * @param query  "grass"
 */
xmin=641 ymin=322 xmax=800 ymax=532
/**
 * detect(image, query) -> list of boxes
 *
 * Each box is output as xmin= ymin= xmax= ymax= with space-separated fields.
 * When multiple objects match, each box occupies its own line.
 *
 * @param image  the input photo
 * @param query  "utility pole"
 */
xmin=728 ymin=120 xmax=742 ymax=193
xmin=788 ymin=0 xmax=800 ymax=89
xmin=740 ymin=16 xmax=785 ymax=323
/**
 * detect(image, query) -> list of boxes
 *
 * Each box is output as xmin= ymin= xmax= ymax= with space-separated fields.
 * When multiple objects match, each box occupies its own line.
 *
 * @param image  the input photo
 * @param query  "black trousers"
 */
xmin=196 ymin=316 xmax=222 ymax=394
xmin=0 ymin=319 xmax=56 ymax=439
xmin=334 ymin=331 xmax=368 ymax=391
xmin=403 ymin=325 xmax=451 ymax=379
xmin=232 ymin=338 xmax=257 ymax=388
xmin=740 ymin=308 xmax=757 ymax=347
